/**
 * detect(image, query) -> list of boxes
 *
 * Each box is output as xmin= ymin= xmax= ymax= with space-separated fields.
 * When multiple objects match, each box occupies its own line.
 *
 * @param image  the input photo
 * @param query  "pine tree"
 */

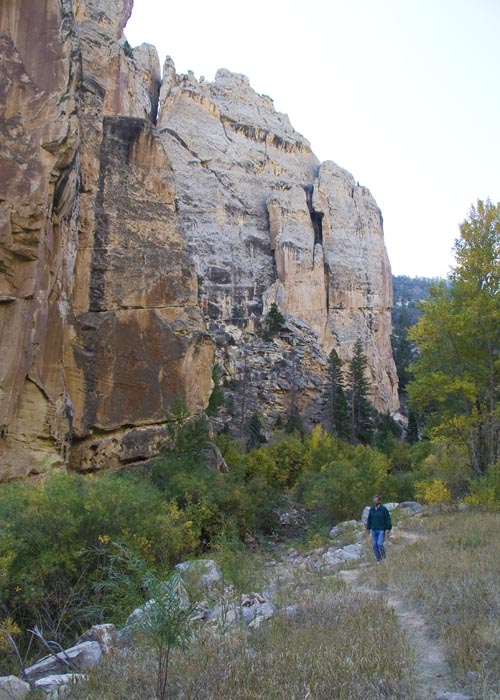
xmin=347 ymin=338 xmax=373 ymax=443
xmin=264 ymin=302 xmax=285 ymax=339
xmin=327 ymin=348 xmax=350 ymax=439
xmin=247 ymin=412 xmax=266 ymax=450
xmin=406 ymin=409 xmax=420 ymax=444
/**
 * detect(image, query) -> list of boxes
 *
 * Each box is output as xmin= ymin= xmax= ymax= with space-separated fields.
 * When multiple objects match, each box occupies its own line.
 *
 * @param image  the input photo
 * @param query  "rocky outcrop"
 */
xmin=317 ymin=161 xmax=397 ymax=407
xmin=1 ymin=0 xmax=398 ymax=479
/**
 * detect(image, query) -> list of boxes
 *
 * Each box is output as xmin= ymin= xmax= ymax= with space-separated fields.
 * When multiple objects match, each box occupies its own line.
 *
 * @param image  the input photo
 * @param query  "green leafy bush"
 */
xmin=243 ymin=434 xmax=309 ymax=488
xmin=465 ymin=461 xmax=500 ymax=509
xmin=0 ymin=471 xmax=195 ymax=648
xmin=294 ymin=433 xmax=389 ymax=524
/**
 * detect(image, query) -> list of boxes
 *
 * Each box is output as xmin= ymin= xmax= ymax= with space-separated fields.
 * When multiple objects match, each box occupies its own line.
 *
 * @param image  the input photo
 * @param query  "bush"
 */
xmin=415 ymin=478 xmax=452 ymax=506
xmin=465 ymin=461 xmax=500 ymax=509
xmin=382 ymin=471 xmax=417 ymax=502
xmin=293 ymin=440 xmax=389 ymax=525
xmin=243 ymin=435 xmax=309 ymax=489
xmin=0 ymin=471 xmax=194 ymax=649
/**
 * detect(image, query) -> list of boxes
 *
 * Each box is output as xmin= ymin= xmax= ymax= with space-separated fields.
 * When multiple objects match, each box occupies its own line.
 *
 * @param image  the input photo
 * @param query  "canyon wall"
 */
xmin=0 ymin=0 xmax=213 ymax=478
xmin=157 ymin=67 xmax=398 ymax=426
xmin=0 ymin=0 xmax=398 ymax=479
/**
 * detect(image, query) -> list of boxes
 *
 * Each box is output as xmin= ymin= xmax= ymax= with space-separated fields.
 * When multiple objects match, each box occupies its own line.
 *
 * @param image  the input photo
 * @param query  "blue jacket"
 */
xmin=367 ymin=504 xmax=392 ymax=531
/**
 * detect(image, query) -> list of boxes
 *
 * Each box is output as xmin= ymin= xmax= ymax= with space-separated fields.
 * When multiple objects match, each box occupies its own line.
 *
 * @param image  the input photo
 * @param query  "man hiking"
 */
xmin=366 ymin=495 xmax=392 ymax=563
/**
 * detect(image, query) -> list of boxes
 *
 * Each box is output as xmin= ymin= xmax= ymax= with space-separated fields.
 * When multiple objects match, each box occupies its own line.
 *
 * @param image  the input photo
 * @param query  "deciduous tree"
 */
xmin=408 ymin=199 xmax=500 ymax=476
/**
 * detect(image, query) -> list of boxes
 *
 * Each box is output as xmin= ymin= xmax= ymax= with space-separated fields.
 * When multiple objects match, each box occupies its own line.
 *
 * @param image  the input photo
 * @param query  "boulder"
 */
xmin=329 ymin=519 xmax=359 ymax=538
xmin=208 ymin=603 xmax=240 ymax=626
xmin=24 ymin=641 xmax=101 ymax=681
xmin=75 ymin=623 xmax=118 ymax=654
xmin=400 ymin=501 xmax=424 ymax=515
xmin=0 ymin=676 xmax=30 ymax=700
xmin=243 ymin=600 xmax=277 ymax=628
xmin=34 ymin=673 xmax=87 ymax=699
xmin=384 ymin=502 xmax=399 ymax=511
xmin=331 ymin=544 xmax=362 ymax=562
xmin=175 ymin=559 xmax=223 ymax=591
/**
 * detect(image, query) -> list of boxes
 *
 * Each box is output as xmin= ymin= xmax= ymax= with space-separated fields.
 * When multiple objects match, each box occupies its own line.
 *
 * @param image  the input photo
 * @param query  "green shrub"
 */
xmin=211 ymin=524 xmax=266 ymax=594
xmin=415 ymin=478 xmax=452 ymax=506
xmin=0 ymin=471 xmax=194 ymax=649
xmin=465 ymin=461 xmax=500 ymax=509
xmin=382 ymin=470 xmax=417 ymax=502
xmin=293 ymin=442 xmax=389 ymax=525
xmin=263 ymin=302 xmax=285 ymax=339
xmin=243 ymin=435 xmax=309 ymax=489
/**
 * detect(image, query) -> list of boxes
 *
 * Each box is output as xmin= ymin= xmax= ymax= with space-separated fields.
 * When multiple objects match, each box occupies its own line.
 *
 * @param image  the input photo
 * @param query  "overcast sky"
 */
xmin=125 ymin=0 xmax=500 ymax=279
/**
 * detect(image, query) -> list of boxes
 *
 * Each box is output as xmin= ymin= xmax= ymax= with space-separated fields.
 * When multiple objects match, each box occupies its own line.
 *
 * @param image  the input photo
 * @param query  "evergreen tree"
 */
xmin=264 ymin=302 xmax=285 ymax=339
xmin=247 ymin=412 xmax=266 ymax=450
xmin=327 ymin=348 xmax=350 ymax=439
xmin=391 ymin=306 xmax=416 ymax=392
xmin=347 ymin=338 xmax=373 ymax=443
xmin=206 ymin=364 xmax=225 ymax=416
xmin=285 ymin=411 xmax=304 ymax=437
xmin=406 ymin=409 xmax=420 ymax=444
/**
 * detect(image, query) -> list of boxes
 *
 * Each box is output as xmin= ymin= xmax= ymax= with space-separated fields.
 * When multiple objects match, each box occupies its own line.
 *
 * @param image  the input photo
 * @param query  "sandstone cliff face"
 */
xmin=157 ymin=66 xmax=399 ymax=421
xmin=0 ymin=0 xmax=213 ymax=478
xmin=0 ymin=0 xmax=80 ymax=476
xmin=0 ymin=0 xmax=398 ymax=480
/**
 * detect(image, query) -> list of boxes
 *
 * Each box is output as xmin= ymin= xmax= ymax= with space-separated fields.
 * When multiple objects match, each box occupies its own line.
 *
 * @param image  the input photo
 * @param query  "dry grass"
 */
xmin=369 ymin=510 xmax=500 ymax=700
xmin=59 ymin=509 xmax=500 ymax=700
xmin=65 ymin=576 xmax=412 ymax=700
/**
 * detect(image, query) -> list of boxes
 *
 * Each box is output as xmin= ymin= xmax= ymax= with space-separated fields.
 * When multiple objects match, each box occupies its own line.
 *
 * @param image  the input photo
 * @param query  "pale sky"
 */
xmin=125 ymin=0 xmax=500 ymax=279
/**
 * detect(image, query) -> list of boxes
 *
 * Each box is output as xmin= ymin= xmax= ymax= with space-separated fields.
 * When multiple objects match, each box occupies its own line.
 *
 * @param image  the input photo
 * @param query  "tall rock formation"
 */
xmin=0 ymin=0 xmax=398 ymax=480
xmin=157 ymin=67 xmax=398 ymax=424
xmin=0 ymin=0 xmax=213 ymax=479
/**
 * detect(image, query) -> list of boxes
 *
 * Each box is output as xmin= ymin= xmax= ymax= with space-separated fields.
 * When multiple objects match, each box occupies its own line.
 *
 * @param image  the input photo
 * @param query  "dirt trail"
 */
xmin=338 ymin=531 xmax=472 ymax=700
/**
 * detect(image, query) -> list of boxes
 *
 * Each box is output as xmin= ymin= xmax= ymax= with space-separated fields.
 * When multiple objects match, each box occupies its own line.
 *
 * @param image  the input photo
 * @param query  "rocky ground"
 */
xmin=0 ymin=506 xmax=478 ymax=700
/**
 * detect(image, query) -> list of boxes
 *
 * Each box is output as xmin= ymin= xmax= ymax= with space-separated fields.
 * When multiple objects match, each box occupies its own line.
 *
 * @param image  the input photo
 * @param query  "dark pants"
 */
xmin=371 ymin=529 xmax=386 ymax=561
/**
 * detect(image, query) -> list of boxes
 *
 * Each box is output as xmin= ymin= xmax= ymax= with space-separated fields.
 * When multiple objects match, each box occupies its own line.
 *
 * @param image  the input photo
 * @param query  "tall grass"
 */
xmin=65 ymin=575 xmax=413 ymax=700
xmin=370 ymin=510 xmax=500 ymax=700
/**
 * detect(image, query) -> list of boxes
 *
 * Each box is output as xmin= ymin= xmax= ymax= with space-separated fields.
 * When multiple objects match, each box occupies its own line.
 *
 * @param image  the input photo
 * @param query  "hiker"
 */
xmin=366 ymin=495 xmax=392 ymax=562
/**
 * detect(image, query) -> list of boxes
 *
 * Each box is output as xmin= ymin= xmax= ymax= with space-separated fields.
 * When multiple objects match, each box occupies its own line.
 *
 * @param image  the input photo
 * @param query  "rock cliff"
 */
xmin=157 ymin=66 xmax=398 ymax=429
xmin=0 ymin=0 xmax=212 ymax=478
xmin=0 ymin=0 xmax=398 ymax=479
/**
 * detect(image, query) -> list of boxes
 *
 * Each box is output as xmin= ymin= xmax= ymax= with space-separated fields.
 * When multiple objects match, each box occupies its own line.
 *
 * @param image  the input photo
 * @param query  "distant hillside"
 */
xmin=392 ymin=275 xmax=441 ymax=324
xmin=391 ymin=275 xmax=441 ymax=393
